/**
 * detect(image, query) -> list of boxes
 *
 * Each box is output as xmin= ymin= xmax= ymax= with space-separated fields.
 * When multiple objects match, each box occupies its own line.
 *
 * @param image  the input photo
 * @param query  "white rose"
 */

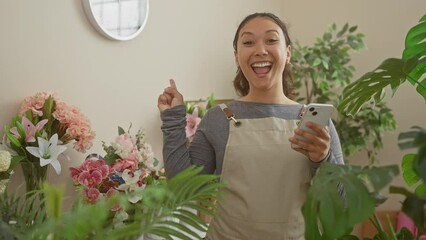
xmin=0 ymin=150 xmax=12 ymax=172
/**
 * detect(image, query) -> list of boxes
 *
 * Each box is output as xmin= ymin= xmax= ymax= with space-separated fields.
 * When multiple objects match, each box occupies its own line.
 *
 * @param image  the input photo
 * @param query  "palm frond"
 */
xmin=138 ymin=166 xmax=224 ymax=239
xmin=0 ymin=188 xmax=47 ymax=239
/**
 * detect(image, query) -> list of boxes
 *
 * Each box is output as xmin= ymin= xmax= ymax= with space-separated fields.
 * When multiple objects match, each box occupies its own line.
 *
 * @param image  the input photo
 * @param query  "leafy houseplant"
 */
xmin=338 ymin=13 xmax=426 ymax=238
xmin=0 ymin=166 xmax=223 ymax=240
xmin=303 ymin=13 xmax=426 ymax=240
xmin=292 ymin=23 xmax=396 ymax=164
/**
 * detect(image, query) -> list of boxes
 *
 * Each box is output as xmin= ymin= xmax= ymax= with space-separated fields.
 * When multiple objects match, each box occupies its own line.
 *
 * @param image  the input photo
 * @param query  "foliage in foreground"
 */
xmin=0 ymin=166 xmax=223 ymax=240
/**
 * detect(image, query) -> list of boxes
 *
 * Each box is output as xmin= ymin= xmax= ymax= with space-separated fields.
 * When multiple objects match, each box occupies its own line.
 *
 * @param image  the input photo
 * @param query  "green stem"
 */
xmin=385 ymin=214 xmax=397 ymax=240
xmin=372 ymin=212 xmax=388 ymax=238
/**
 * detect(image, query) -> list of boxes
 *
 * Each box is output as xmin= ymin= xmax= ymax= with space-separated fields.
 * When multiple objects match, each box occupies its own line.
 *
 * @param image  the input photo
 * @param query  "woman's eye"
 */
xmin=267 ymin=39 xmax=278 ymax=44
xmin=242 ymin=41 xmax=254 ymax=46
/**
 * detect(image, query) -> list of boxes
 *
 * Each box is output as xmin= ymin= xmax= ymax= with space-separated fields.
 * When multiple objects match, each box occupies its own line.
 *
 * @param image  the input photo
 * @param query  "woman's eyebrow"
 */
xmin=240 ymin=29 xmax=279 ymax=37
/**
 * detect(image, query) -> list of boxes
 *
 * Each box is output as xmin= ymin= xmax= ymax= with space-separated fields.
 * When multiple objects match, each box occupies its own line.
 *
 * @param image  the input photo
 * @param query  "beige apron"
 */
xmin=206 ymin=105 xmax=312 ymax=240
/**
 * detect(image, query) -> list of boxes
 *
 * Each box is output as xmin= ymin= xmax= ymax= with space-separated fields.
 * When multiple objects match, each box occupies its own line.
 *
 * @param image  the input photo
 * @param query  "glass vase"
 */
xmin=21 ymin=161 xmax=48 ymax=196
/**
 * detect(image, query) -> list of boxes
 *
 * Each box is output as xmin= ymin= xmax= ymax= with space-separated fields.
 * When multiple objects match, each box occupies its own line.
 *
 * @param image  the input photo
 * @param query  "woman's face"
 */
xmin=234 ymin=17 xmax=291 ymax=95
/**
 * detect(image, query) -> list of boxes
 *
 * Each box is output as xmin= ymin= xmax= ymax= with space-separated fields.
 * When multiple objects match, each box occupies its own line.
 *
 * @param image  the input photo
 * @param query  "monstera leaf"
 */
xmin=339 ymin=14 xmax=426 ymax=116
xmin=399 ymin=126 xmax=426 ymax=187
xmin=303 ymin=163 xmax=399 ymax=240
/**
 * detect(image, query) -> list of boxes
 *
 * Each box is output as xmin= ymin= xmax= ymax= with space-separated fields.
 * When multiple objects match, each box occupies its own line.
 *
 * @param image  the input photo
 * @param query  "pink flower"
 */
xmin=69 ymin=159 xmax=110 ymax=183
xmin=18 ymin=92 xmax=57 ymax=117
xmin=83 ymin=187 xmax=101 ymax=204
xmin=78 ymin=170 xmax=103 ymax=187
xmin=10 ymin=117 xmax=48 ymax=143
xmin=111 ymin=159 xmax=138 ymax=172
xmin=185 ymin=110 xmax=201 ymax=138
xmin=69 ymin=167 xmax=83 ymax=182
xmin=112 ymin=133 xmax=139 ymax=160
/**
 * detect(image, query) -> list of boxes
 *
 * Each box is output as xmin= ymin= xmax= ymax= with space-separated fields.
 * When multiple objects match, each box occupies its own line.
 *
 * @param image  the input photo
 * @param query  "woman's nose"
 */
xmin=255 ymin=44 xmax=268 ymax=56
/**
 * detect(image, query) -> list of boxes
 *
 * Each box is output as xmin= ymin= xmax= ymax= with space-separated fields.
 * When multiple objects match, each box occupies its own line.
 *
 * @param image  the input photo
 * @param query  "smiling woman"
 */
xmin=82 ymin=0 xmax=149 ymax=41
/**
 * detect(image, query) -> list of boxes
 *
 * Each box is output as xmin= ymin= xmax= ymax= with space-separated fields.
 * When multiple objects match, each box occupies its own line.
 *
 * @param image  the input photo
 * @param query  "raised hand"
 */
xmin=158 ymin=79 xmax=184 ymax=113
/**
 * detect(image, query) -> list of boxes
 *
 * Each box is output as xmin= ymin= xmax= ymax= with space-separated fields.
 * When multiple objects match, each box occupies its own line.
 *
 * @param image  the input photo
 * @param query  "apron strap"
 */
xmin=219 ymin=104 xmax=241 ymax=127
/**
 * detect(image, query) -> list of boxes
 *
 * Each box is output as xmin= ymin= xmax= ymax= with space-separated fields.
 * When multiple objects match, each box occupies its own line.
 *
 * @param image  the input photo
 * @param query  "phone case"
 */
xmin=292 ymin=103 xmax=335 ymax=148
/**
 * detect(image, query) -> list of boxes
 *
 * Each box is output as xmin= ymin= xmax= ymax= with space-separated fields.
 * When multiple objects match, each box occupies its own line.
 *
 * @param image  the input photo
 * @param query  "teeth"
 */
xmin=251 ymin=62 xmax=272 ymax=67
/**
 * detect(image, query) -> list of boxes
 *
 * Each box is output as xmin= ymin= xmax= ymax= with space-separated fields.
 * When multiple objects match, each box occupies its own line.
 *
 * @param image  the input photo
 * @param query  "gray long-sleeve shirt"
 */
xmin=161 ymin=100 xmax=344 ymax=179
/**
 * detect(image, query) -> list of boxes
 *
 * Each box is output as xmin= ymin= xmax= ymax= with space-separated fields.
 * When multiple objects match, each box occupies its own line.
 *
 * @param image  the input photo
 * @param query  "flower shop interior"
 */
xmin=1 ymin=0 xmax=426 ymax=239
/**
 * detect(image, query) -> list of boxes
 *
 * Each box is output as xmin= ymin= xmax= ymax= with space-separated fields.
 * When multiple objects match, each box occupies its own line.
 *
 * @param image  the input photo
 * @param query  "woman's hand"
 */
xmin=158 ymin=79 xmax=184 ymax=113
xmin=289 ymin=121 xmax=330 ymax=162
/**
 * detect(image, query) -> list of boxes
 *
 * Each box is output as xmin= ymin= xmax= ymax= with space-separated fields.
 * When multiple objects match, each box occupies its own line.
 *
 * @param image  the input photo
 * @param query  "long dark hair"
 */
xmin=232 ymin=12 xmax=295 ymax=98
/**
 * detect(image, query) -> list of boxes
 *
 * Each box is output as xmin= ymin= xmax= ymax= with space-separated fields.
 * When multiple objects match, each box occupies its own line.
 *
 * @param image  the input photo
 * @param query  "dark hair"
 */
xmin=232 ymin=12 xmax=295 ymax=98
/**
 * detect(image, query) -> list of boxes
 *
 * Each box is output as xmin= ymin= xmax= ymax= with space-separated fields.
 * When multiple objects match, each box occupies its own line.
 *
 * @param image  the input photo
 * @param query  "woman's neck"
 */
xmin=239 ymin=92 xmax=298 ymax=105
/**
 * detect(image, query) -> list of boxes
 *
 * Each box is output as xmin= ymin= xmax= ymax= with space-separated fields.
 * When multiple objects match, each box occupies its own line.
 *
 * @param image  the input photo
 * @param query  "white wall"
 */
xmin=1 ymin=0 xmax=426 ymax=214
xmin=0 ymin=0 xmax=283 ymax=207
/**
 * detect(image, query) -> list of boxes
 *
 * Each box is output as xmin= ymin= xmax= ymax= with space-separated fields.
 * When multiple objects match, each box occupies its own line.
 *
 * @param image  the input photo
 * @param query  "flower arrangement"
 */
xmin=70 ymin=125 xmax=165 ymax=224
xmin=185 ymin=93 xmax=215 ymax=139
xmin=1 ymin=92 xmax=95 ymax=193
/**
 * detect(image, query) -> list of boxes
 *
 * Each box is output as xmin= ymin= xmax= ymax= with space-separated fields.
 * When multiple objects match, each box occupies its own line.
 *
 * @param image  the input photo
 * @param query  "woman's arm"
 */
xmin=161 ymin=105 xmax=216 ymax=178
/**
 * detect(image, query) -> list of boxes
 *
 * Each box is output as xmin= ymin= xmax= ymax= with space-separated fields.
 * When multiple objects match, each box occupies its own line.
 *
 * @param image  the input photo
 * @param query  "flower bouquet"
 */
xmin=1 ymin=92 xmax=95 ymax=194
xmin=70 ymin=125 xmax=165 ymax=226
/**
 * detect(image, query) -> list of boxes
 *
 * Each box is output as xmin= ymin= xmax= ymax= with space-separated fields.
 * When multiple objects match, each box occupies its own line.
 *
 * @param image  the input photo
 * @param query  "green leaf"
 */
xmin=15 ymin=121 xmax=26 ymax=142
xmin=322 ymin=59 xmax=329 ymax=69
xmin=303 ymin=163 xmax=398 ymax=239
xmin=415 ymin=183 xmax=426 ymax=197
xmin=42 ymin=95 xmax=54 ymax=120
xmin=43 ymin=183 xmax=64 ymax=220
xmin=401 ymin=154 xmax=420 ymax=186
xmin=323 ymin=32 xmax=332 ymax=41
xmin=401 ymin=195 xmax=426 ymax=232
xmin=349 ymin=25 xmax=358 ymax=33
xmin=396 ymin=227 xmax=415 ymax=239
xmin=361 ymin=165 xmax=399 ymax=191
xmin=9 ymin=155 xmax=26 ymax=170
xmin=402 ymin=14 xmax=426 ymax=101
xmin=338 ymin=58 xmax=408 ymax=116
xmin=337 ymin=23 xmax=349 ymax=38
xmin=5 ymin=130 xmax=21 ymax=148
xmin=313 ymin=58 xmax=322 ymax=66
xmin=118 ymin=126 xmax=125 ymax=135
xmin=390 ymin=186 xmax=426 ymax=232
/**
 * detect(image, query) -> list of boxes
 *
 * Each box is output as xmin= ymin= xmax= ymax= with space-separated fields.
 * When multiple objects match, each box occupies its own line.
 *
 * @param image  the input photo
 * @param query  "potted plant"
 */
xmin=292 ymin=23 xmax=396 ymax=164
xmin=303 ymin=13 xmax=426 ymax=239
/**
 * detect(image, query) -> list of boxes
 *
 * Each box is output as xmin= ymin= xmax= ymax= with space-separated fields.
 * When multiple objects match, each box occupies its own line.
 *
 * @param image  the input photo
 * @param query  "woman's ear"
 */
xmin=234 ymin=51 xmax=239 ymax=68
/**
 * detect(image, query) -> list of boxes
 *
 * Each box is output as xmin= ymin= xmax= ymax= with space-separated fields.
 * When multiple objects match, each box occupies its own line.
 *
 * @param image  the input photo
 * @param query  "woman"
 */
xmin=158 ymin=12 xmax=343 ymax=240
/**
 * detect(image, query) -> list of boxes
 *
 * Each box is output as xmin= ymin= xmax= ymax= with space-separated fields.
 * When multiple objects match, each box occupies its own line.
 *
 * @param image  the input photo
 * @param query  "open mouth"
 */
xmin=251 ymin=62 xmax=272 ymax=75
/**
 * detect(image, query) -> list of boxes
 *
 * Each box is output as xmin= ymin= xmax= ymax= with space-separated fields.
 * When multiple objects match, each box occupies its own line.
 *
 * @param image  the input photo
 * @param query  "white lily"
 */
xmin=26 ymin=133 xmax=67 ymax=175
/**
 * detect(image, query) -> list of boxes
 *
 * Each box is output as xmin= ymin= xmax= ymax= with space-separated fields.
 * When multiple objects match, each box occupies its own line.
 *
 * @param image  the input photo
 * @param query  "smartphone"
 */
xmin=292 ymin=103 xmax=335 ymax=148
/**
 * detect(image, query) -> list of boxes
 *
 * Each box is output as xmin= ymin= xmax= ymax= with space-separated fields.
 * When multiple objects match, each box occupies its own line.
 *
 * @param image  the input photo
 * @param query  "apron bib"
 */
xmin=206 ymin=105 xmax=311 ymax=240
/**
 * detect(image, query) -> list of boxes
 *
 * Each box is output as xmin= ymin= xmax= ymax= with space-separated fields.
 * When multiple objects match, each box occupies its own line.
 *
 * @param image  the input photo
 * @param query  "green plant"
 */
xmin=292 ymin=23 xmax=396 ymax=164
xmin=303 ymin=163 xmax=399 ymax=239
xmin=0 ymin=166 xmax=223 ymax=240
xmin=336 ymin=13 xmax=426 ymax=239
